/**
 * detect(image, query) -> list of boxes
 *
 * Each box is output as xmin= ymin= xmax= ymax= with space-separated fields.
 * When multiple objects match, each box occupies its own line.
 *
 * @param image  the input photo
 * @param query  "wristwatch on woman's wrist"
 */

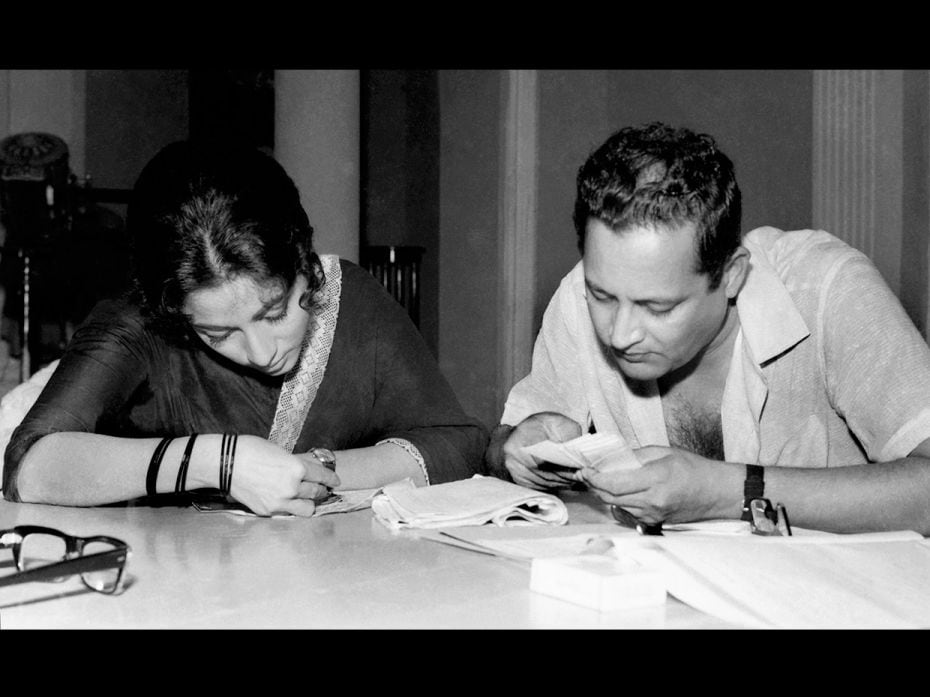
xmin=310 ymin=447 xmax=337 ymax=472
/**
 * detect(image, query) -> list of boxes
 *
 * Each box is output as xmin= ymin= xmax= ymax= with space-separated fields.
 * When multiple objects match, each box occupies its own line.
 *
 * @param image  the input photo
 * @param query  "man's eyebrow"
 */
xmin=585 ymin=278 xmax=681 ymax=304
xmin=584 ymin=278 xmax=611 ymax=295
xmin=636 ymin=297 xmax=682 ymax=306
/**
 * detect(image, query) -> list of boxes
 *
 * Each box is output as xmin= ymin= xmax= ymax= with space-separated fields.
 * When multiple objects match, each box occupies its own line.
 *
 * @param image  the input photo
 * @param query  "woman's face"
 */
xmin=182 ymin=274 xmax=311 ymax=376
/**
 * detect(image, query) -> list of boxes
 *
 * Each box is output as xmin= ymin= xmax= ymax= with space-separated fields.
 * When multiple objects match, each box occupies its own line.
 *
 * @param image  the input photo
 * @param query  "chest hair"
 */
xmin=662 ymin=393 xmax=725 ymax=461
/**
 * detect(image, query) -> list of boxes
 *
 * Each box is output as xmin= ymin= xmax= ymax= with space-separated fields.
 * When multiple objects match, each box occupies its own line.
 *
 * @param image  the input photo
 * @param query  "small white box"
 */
xmin=530 ymin=553 xmax=667 ymax=612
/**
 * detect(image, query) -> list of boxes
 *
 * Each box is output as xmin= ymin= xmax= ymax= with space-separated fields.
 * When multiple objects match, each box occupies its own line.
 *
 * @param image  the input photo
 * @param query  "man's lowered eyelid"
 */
xmin=585 ymin=284 xmax=679 ymax=309
xmin=641 ymin=300 xmax=679 ymax=311
xmin=585 ymin=281 xmax=613 ymax=300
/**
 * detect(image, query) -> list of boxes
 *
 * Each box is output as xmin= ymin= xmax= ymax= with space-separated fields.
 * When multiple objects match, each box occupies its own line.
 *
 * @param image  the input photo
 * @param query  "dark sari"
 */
xmin=3 ymin=260 xmax=488 ymax=501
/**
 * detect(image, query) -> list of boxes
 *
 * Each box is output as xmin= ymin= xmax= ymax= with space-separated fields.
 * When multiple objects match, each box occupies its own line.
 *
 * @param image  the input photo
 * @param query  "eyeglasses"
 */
xmin=0 ymin=525 xmax=131 ymax=595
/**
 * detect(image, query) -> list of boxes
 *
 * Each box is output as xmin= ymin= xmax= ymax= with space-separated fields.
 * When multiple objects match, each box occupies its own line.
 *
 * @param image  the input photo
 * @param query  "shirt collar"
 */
xmin=736 ymin=237 xmax=810 ymax=365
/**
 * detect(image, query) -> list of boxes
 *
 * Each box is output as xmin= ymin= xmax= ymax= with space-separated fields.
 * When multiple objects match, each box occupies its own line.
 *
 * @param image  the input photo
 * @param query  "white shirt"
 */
xmin=501 ymin=227 xmax=930 ymax=467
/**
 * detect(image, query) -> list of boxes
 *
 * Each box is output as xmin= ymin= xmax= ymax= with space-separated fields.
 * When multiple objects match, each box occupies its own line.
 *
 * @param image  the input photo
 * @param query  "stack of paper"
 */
xmin=651 ymin=530 xmax=930 ymax=629
xmin=371 ymin=474 xmax=569 ymax=530
xmin=522 ymin=433 xmax=640 ymax=472
xmin=424 ymin=524 xmax=930 ymax=628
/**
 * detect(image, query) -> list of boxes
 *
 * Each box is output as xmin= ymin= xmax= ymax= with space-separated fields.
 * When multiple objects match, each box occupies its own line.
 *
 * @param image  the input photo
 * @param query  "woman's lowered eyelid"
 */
xmin=204 ymin=331 xmax=232 ymax=346
xmin=195 ymin=302 xmax=291 ymax=345
xmin=187 ymin=279 xmax=301 ymax=345
xmin=265 ymin=305 xmax=289 ymax=323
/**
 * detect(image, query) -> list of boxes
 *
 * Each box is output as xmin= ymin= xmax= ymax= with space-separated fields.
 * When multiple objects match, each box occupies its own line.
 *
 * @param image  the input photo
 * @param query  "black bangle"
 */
xmin=146 ymin=437 xmax=175 ymax=497
xmin=174 ymin=434 xmax=198 ymax=494
xmin=219 ymin=433 xmax=238 ymax=496
xmin=741 ymin=464 xmax=765 ymax=522
xmin=227 ymin=434 xmax=238 ymax=494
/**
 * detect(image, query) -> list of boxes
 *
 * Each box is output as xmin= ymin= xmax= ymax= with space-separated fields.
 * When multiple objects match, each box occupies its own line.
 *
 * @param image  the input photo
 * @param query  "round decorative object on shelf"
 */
xmin=0 ymin=132 xmax=69 ymax=182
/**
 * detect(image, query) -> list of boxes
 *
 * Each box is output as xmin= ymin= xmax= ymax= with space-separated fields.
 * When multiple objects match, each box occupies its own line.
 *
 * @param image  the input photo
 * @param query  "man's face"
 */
xmin=582 ymin=219 xmax=740 ymax=382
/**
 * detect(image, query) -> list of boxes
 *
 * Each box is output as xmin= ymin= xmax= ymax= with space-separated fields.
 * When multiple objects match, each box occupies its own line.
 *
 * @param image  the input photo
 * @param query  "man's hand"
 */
xmin=579 ymin=445 xmax=739 ymax=525
xmin=501 ymin=412 xmax=583 ymax=490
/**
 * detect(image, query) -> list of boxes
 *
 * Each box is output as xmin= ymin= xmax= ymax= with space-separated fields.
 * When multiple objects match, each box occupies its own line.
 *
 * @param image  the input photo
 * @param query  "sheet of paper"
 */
xmin=417 ymin=523 xmax=640 ymax=560
xmin=418 ymin=519 xmax=930 ymax=628
xmin=651 ymin=531 xmax=930 ymax=628
xmin=522 ymin=433 xmax=641 ymax=472
xmin=190 ymin=486 xmax=386 ymax=518
xmin=419 ymin=518 xmax=834 ymax=561
xmin=314 ymin=487 xmax=384 ymax=515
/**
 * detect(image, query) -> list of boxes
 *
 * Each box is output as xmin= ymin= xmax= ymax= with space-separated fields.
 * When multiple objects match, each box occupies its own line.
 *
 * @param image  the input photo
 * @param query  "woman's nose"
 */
xmin=242 ymin=328 xmax=276 ymax=367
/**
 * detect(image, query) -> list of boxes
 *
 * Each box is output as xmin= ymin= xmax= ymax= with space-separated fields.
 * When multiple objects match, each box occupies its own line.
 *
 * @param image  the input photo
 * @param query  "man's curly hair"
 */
xmin=127 ymin=141 xmax=324 ymax=342
xmin=573 ymin=122 xmax=742 ymax=290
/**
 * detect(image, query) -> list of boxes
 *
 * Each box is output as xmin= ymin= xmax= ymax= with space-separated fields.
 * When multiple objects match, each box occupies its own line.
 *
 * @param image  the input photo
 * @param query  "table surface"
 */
xmin=0 ymin=490 xmax=736 ymax=629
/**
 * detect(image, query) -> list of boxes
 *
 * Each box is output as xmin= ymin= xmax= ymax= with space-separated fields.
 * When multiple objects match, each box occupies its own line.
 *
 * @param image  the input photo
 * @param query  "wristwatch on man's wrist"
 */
xmin=741 ymin=464 xmax=765 ymax=521
xmin=310 ymin=447 xmax=337 ymax=472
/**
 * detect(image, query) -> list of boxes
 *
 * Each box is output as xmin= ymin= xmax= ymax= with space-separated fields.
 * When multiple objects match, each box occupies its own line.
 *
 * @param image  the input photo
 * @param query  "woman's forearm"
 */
xmin=331 ymin=442 xmax=427 ymax=490
xmin=12 ymin=432 xmax=224 ymax=506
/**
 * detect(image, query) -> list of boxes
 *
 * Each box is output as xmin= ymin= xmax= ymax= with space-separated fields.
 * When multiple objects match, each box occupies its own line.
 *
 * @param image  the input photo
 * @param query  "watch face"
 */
xmin=312 ymin=448 xmax=336 ymax=469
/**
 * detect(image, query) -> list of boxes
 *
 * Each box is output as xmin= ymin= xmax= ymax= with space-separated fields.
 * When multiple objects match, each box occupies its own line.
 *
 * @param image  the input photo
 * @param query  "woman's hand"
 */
xmin=223 ymin=435 xmax=341 ymax=517
xmin=294 ymin=450 xmax=342 ymax=500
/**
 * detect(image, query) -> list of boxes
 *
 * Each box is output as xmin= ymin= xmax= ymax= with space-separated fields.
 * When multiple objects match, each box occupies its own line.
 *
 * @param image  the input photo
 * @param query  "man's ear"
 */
xmin=723 ymin=246 xmax=751 ymax=300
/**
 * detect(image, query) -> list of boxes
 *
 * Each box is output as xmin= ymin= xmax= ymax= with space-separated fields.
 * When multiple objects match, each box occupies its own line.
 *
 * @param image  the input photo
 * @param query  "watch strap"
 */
xmin=741 ymin=464 xmax=765 ymax=522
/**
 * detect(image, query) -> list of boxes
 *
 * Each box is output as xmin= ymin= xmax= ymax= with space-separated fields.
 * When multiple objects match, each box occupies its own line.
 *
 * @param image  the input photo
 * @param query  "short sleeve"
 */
xmin=820 ymin=253 xmax=930 ymax=461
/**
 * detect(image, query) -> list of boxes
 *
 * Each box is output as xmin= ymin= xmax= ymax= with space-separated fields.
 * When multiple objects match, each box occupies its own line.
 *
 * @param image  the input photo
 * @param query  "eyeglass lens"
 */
xmin=19 ymin=532 xmax=68 ymax=579
xmin=19 ymin=532 xmax=122 ymax=593
xmin=80 ymin=540 xmax=123 ymax=593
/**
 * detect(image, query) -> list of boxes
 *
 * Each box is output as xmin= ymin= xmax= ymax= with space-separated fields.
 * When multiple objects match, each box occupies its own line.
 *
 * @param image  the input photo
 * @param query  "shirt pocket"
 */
xmin=764 ymin=414 xmax=828 ymax=467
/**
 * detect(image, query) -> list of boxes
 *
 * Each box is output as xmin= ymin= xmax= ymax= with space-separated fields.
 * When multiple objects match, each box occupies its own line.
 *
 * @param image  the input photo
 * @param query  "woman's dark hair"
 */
xmin=127 ymin=140 xmax=323 ymax=340
xmin=573 ymin=122 xmax=742 ymax=290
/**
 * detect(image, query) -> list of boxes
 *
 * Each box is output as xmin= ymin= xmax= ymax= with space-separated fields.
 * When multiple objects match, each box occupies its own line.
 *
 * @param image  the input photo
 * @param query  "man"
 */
xmin=488 ymin=122 xmax=930 ymax=535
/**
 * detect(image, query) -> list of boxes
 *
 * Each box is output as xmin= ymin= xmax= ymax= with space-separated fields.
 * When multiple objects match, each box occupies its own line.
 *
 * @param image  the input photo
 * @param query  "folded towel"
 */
xmin=371 ymin=475 xmax=569 ymax=530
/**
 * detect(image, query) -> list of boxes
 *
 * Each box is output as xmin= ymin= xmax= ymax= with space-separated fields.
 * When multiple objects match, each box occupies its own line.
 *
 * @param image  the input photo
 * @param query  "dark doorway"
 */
xmin=361 ymin=70 xmax=440 ymax=356
xmin=189 ymin=70 xmax=275 ymax=152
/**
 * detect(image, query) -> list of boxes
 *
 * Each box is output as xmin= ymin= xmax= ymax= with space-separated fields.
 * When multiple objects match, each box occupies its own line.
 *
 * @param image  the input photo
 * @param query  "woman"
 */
xmin=1 ymin=141 xmax=488 ymax=516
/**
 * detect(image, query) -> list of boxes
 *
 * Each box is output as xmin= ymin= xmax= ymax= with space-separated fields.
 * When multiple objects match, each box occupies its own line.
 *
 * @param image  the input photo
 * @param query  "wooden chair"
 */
xmin=360 ymin=245 xmax=425 ymax=327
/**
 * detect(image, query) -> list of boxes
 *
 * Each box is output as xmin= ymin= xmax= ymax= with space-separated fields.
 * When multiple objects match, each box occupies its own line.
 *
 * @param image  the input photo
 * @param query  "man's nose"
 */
xmin=610 ymin=305 xmax=645 ymax=350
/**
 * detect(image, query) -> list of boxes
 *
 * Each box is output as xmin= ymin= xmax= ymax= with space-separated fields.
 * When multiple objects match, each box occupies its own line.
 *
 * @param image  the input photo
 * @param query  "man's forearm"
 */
xmin=746 ymin=458 xmax=930 ymax=535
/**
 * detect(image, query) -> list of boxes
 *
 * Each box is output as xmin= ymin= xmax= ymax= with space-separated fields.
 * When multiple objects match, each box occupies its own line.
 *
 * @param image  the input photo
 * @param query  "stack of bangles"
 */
xmin=145 ymin=433 xmax=238 ymax=498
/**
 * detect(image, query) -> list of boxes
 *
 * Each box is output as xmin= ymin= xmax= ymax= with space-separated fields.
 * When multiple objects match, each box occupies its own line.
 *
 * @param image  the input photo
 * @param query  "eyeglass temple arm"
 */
xmin=0 ymin=547 xmax=129 ymax=588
